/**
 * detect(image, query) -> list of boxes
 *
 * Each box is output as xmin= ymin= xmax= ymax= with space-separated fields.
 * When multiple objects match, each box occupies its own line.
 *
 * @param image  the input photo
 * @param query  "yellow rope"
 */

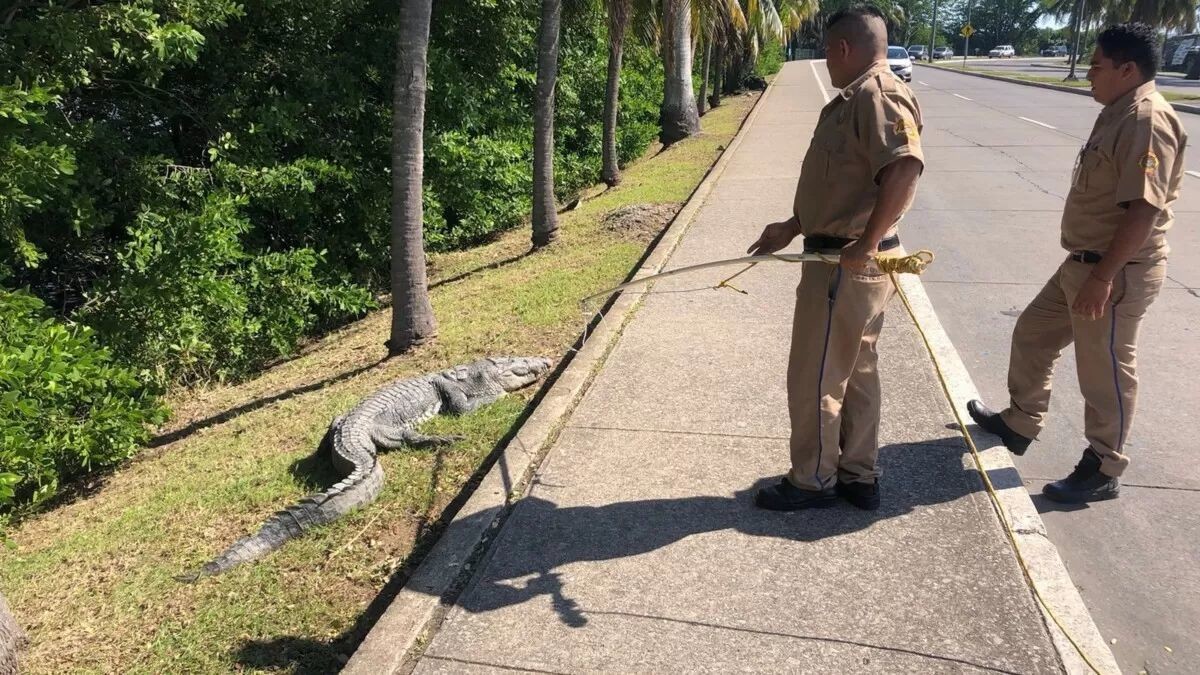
xmin=888 ymin=271 xmax=1106 ymax=675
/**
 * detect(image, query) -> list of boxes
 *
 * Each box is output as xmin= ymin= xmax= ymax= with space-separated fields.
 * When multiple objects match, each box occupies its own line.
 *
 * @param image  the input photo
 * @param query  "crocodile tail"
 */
xmin=176 ymin=461 xmax=385 ymax=582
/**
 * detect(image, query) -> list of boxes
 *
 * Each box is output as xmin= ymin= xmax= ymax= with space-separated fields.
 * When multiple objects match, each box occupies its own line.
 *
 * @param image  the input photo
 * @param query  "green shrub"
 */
xmin=0 ymin=289 xmax=167 ymax=509
xmin=81 ymin=176 xmax=374 ymax=385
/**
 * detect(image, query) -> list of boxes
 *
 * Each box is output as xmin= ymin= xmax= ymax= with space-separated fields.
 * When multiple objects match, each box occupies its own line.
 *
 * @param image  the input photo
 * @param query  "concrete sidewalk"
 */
xmin=356 ymin=62 xmax=1117 ymax=674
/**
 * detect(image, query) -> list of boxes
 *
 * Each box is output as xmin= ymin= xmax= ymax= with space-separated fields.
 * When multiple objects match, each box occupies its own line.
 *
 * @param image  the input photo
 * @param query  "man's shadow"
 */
xmin=452 ymin=437 xmax=987 ymax=627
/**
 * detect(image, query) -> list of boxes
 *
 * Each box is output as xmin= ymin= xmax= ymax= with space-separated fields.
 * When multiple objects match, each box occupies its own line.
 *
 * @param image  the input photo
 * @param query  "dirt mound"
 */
xmin=602 ymin=203 xmax=680 ymax=243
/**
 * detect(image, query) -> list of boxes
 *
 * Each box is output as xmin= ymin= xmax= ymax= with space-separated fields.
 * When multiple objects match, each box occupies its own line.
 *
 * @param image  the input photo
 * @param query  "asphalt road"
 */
xmin=898 ymin=67 xmax=1200 ymax=673
xmin=954 ymin=56 xmax=1200 ymax=98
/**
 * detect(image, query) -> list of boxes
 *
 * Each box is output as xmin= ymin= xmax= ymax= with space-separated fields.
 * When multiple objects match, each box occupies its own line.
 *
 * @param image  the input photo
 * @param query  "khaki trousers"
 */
xmin=786 ymin=256 xmax=897 ymax=491
xmin=1001 ymin=258 xmax=1167 ymax=477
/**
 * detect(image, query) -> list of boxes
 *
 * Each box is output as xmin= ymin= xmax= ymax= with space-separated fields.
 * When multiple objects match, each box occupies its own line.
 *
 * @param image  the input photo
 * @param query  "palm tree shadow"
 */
xmin=148 ymin=357 xmax=387 ymax=449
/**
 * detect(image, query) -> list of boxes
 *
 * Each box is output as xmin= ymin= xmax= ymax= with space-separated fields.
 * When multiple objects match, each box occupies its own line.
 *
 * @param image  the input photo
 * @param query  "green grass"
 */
xmin=0 ymin=90 xmax=764 ymax=674
xmin=926 ymin=62 xmax=1200 ymax=102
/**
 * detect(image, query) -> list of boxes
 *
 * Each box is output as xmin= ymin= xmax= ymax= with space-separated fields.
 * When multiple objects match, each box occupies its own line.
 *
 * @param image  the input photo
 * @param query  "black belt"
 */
xmin=803 ymin=234 xmax=900 ymax=253
xmin=1070 ymin=251 xmax=1103 ymax=264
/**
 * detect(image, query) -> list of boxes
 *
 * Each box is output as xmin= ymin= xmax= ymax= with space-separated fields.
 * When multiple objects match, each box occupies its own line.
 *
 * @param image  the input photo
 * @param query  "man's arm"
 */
xmin=1072 ymin=199 xmax=1159 ymax=320
xmin=840 ymin=157 xmax=922 ymax=272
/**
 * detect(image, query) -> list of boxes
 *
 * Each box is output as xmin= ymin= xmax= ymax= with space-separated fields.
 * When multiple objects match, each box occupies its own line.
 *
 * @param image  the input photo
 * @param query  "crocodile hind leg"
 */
xmin=370 ymin=424 xmax=462 ymax=450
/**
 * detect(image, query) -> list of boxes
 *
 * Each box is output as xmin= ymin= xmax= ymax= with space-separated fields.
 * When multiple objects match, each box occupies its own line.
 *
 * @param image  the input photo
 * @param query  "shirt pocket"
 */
xmin=1072 ymin=146 xmax=1104 ymax=192
xmin=813 ymin=132 xmax=850 ymax=180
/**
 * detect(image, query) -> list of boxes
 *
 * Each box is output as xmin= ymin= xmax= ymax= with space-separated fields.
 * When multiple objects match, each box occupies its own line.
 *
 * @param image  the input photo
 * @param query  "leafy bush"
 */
xmin=756 ymin=46 xmax=785 ymax=78
xmin=0 ymin=289 xmax=167 ymax=509
xmin=80 ymin=174 xmax=374 ymax=385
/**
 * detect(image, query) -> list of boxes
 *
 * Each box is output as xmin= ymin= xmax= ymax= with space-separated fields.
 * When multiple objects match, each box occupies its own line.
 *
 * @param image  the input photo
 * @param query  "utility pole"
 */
xmin=928 ymin=0 xmax=939 ymax=64
xmin=1065 ymin=0 xmax=1085 ymax=80
xmin=962 ymin=0 xmax=973 ymax=67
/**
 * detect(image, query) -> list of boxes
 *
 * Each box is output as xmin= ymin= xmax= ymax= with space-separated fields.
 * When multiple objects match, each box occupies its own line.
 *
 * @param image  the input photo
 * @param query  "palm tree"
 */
xmin=603 ymin=0 xmax=632 ymax=186
xmin=1117 ymin=0 xmax=1198 ymax=29
xmin=660 ymin=0 xmax=701 ymax=144
xmin=389 ymin=0 xmax=437 ymax=354
xmin=532 ymin=0 xmax=563 ymax=249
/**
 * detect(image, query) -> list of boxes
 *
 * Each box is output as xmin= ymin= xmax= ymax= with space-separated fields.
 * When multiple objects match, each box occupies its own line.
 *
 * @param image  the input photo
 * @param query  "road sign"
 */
xmin=960 ymin=24 xmax=975 ymax=38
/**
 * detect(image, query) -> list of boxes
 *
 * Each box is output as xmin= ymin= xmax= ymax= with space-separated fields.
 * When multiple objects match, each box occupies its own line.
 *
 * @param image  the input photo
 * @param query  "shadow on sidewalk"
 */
xmin=453 ymin=437 xmax=987 ymax=627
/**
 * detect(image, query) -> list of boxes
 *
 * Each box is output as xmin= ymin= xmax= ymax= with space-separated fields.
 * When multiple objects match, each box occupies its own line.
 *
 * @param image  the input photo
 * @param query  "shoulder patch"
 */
xmin=1139 ymin=150 xmax=1159 ymax=175
xmin=893 ymin=115 xmax=918 ymax=142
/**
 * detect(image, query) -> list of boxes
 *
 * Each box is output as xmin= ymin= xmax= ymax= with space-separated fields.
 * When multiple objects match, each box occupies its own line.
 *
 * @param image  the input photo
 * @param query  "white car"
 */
xmin=989 ymin=45 xmax=1016 ymax=58
xmin=887 ymin=46 xmax=913 ymax=82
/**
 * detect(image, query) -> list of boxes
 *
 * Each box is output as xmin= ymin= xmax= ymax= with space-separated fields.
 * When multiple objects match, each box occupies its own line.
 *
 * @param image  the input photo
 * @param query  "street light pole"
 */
xmin=1065 ymin=0 xmax=1085 ymax=80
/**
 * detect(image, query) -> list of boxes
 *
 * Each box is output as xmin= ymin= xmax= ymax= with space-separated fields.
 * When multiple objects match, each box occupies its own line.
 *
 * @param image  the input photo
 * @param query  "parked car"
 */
xmin=907 ymin=45 xmax=928 ymax=61
xmin=1040 ymin=45 xmax=1069 ymax=57
xmin=932 ymin=46 xmax=954 ymax=59
xmin=887 ymin=46 xmax=913 ymax=82
xmin=989 ymin=44 xmax=1016 ymax=58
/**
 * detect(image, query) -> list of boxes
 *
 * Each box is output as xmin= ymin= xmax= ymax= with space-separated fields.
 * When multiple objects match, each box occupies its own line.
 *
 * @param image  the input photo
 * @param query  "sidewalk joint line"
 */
xmin=567 ymin=424 xmax=788 ymax=441
xmin=584 ymin=609 xmax=1024 ymax=674
xmin=421 ymin=654 xmax=572 ymax=675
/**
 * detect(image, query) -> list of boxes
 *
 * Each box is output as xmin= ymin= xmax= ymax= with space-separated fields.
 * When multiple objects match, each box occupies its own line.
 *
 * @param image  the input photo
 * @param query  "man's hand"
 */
xmin=747 ymin=217 xmax=801 ymax=256
xmin=839 ymin=238 xmax=877 ymax=274
xmin=1072 ymin=275 xmax=1113 ymax=320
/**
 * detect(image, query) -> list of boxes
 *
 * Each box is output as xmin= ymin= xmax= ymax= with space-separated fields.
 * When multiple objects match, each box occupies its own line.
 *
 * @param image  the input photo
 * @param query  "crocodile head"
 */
xmin=483 ymin=356 xmax=553 ymax=392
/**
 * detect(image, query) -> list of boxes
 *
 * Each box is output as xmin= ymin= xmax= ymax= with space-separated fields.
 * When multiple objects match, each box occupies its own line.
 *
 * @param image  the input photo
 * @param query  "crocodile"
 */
xmin=178 ymin=356 xmax=552 ymax=582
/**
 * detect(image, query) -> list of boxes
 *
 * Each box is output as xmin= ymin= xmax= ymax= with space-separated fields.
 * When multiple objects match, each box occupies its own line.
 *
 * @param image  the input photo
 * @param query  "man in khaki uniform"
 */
xmin=969 ymin=23 xmax=1188 ymax=504
xmin=748 ymin=6 xmax=924 ymax=511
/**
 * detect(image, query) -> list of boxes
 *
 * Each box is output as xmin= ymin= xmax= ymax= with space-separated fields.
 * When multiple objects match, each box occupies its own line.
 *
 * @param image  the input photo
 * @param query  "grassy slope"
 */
xmin=0 ymin=91 xmax=761 ymax=674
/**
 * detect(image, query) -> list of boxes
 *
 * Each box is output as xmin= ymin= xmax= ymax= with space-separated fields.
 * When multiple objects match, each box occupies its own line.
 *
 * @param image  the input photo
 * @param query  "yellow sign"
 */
xmin=960 ymin=24 xmax=975 ymax=38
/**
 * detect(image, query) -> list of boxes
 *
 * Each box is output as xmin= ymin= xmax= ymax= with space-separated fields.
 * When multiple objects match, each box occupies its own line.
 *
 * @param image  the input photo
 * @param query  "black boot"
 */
xmin=966 ymin=400 xmax=1033 ymax=455
xmin=1042 ymin=449 xmax=1120 ymax=504
xmin=836 ymin=479 xmax=880 ymax=511
xmin=755 ymin=478 xmax=837 ymax=511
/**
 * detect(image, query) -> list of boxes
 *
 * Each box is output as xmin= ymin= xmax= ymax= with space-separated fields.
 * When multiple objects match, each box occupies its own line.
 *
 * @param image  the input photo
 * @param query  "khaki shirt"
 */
xmin=1063 ymin=81 xmax=1187 ymax=262
xmin=793 ymin=61 xmax=924 ymax=240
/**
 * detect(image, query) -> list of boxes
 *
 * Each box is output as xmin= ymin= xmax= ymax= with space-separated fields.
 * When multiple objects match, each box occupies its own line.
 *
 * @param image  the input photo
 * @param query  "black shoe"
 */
xmin=1042 ymin=449 xmax=1120 ymax=504
xmin=836 ymin=480 xmax=880 ymax=511
xmin=967 ymin=400 xmax=1033 ymax=455
xmin=755 ymin=478 xmax=837 ymax=511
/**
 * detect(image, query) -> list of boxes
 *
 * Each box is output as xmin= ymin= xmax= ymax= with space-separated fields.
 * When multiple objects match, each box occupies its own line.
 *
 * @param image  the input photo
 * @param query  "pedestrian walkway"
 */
xmin=358 ymin=62 xmax=1116 ymax=674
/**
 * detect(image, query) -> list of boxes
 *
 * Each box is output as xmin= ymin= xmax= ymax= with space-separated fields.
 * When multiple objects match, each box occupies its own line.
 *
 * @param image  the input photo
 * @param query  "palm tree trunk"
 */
xmin=659 ymin=0 xmax=700 ymax=145
xmin=532 ymin=0 xmax=562 ymax=249
xmin=602 ymin=0 xmax=628 ymax=187
xmin=388 ymin=0 xmax=437 ymax=355
xmin=698 ymin=36 xmax=711 ymax=116
xmin=709 ymin=40 xmax=723 ymax=108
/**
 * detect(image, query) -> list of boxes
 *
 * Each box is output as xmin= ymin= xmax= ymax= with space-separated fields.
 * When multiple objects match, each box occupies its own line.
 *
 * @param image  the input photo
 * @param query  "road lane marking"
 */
xmin=1019 ymin=116 xmax=1057 ymax=130
xmin=953 ymin=93 xmax=973 ymax=101
xmin=810 ymin=60 xmax=831 ymax=104
xmin=918 ymin=81 xmax=929 ymax=86
xmin=1187 ymin=170 xmax=1200 ymax=179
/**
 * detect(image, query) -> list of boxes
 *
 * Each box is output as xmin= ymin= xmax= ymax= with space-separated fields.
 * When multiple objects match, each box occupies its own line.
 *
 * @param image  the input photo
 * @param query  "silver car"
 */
xmin=887 ymin=46 xmax=913 ymax=82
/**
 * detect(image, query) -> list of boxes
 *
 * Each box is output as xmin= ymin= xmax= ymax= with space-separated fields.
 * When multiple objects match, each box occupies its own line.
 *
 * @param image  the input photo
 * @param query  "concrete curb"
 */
xmin=919 ymin=62 xmax=1200 ymax=115
xmin=343 ymin=82 xmax=782 ymax=675
xmin=896 ymin=275 xmax=1121 ymax=675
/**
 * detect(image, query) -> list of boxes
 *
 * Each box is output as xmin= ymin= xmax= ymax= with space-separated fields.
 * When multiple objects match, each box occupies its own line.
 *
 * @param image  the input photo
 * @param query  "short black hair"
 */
xmin=1096 ymin=22 xmax=1159 ymax=80
xmin=826 ymin=4 xmax=886 ymax=32
xmin=826 ymin=4 xmax=887 ymax=55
